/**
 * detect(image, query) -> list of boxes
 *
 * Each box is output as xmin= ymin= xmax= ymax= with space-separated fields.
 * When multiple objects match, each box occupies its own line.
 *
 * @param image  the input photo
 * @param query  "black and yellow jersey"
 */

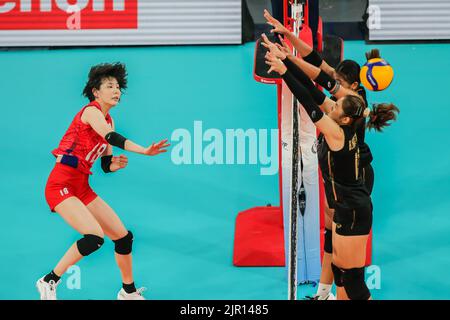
xmin=318 ymin=125 xmax=371 ymax=210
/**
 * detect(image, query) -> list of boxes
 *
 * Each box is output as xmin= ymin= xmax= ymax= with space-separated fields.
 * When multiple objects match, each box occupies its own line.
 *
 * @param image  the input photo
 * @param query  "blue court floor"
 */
xmin=1 ymin=40 xmax=449 ymax=300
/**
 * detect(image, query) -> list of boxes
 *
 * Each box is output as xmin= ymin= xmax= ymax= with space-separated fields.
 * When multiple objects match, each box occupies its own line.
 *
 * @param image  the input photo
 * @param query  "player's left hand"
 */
xmin=143 ymin=139 xmax=171 ymax=156
xmin=110 ymin=154 xmax=128 ymax=171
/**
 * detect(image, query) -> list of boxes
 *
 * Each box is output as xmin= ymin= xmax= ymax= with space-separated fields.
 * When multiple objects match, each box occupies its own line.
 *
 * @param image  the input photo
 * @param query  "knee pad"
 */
xmin=341 ymin=267 xmax=370 ymax=300
xmin=331 ymin=263 xmax=344 ymax=287
xmin=113 ymin=231 xmax=133 ymax=255
xmin=324 ymin=228 xmax=332 ymax=254
xmin=77 ymin=234 xmax=104 ymax=256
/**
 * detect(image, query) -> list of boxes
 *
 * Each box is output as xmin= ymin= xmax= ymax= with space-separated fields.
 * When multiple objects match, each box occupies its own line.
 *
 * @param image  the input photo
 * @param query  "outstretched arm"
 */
xmin=261 ymin=34 xmax=356 ymax=103
xmin=282 ymin=57 xmax=336 ymax=114
xmin=263 ymin=8 xmax=335 ymax=77
xmin=265 ymin=53 xmax=344 ymax=151
xmin=82 ymin=106 xmax=170 ymax=156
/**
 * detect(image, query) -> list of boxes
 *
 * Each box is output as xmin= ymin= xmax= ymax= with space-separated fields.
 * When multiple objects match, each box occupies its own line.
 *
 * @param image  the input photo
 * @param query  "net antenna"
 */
xmin=287 ymin=0 xmax=305 ymax=301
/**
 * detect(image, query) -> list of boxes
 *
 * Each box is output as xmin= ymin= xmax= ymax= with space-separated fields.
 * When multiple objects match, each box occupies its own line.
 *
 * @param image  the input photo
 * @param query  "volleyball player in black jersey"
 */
xmin=264 ymin=50 xmax=398 ymax=300
xmin=261 ymin=32 xmax=390 ymax=299
xmin=261 ymin=12 xmax=377 ymax=202
xmin=314 ymin=58 xmax=376 ymax=299
xmin=263 ymin=12 xmax=376 ymax=199
xmin=333 ymin=60 xmax=374 ymax=194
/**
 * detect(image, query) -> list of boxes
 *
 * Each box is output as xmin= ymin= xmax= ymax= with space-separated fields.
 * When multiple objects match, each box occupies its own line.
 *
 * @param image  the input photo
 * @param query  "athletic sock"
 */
xmin=43 ymin=270 xmax=61 ymax=283
xmin=123 ymin=282 xmax=137 ymax=294
xmin=316 ymin=283 xmax=332 ymax=297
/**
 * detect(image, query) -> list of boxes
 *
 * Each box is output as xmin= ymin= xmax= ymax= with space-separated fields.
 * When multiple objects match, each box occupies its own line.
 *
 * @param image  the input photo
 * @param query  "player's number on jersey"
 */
xmin=86 ymin=143 xmax=107 ymax=164
xmin=60 ymin=188 xmax=69 ymax=197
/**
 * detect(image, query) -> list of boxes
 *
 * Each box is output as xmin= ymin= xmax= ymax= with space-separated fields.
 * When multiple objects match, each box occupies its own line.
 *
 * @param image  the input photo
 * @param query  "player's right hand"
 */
xmin=261 ymin=33 xmax=287 ymax=60
xmin=276 ymin=35 xmax=292 ymax=57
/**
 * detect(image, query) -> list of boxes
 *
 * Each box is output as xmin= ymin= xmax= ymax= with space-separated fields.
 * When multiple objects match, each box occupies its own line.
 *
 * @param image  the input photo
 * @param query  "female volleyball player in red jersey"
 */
xmin=37 ymin=63 xmax=170 ymax=300
xmin=264 ymin=47 xmax=398 ymax=300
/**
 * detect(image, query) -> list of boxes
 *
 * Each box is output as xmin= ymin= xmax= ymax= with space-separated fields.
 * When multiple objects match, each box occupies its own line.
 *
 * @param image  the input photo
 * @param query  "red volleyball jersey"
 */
xmin=52 ymin=101 xmax=113 ymax=175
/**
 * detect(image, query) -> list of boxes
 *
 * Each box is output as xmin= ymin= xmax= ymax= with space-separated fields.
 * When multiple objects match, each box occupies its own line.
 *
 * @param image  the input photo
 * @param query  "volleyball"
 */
xmin=360 ymin=58 xmax=394 ymax=91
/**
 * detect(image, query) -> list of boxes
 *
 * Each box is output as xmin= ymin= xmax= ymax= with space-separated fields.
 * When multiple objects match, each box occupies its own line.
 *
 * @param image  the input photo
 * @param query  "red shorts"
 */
xmin=45 ymin=163 xmax=98 ymax=212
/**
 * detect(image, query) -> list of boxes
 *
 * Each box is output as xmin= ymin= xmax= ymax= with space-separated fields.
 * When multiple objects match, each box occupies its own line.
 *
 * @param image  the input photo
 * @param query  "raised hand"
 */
xmin=263 ymin=9 xmax=289 ymax=35
xmin=143 ymin=139 xmax=170 ymax=156
xmin=265 ymin=51 xmax=287 ymax=75
xmin=276 ymin=35 xmax=293 ymax=58
xmin=261 ymin=33 xmax=287 ymax=60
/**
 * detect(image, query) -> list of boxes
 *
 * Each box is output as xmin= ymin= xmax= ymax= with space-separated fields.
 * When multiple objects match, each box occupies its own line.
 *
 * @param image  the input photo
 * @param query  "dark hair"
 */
xmin=82 ymin=63 xmax=128 ymax=101
xmin=335 ymin=60 xmax=361 ymax=86
xmin=341 ymin=95 xmax=399 ymax=132
xmin=342 ymin=95 xmax=366 ymax=129
xmin=336 ymin=60 xmax=368 ymax=107
xmin=366 ymin=103 xmax=400 ymax=132
xmin=335 ymin=49 xmax=382 ymax=86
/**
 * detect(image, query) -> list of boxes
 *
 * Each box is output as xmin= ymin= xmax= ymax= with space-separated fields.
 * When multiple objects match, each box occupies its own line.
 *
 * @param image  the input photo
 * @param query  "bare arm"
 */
xmin=320 ymin=98 xmax=337 ymax=114
xmin=284 ymin=30 xmax=314 ymax=57
xmin=319 ymin=60 xmax=336 ymax=77
xmin=287 ymin=55 xmax=321 ymax=81
xmin=285 ymin=33 xmax=337 ymax=77
xmin=288 ymin=56 xmax=357 ymax=98
xmin=82 ymin=106 xmax=169 ymax=156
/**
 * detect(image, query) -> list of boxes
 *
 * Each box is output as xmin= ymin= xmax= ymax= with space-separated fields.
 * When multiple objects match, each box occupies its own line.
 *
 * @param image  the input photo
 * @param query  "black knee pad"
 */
xmin=324 ymin=228 xmax=332 ymax=254
xmin=342 ymin=267 xmax=370 ymax=300
xmin=77 ymin=234 xmax=104 ymax=256
xmin=113 ymin=231 xmax=133 ymax=255
xmin=331 ymin=263 xmax=344 ymax=287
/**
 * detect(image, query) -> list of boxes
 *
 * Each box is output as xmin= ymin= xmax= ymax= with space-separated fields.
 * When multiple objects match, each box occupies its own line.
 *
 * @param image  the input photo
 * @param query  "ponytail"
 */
xmin=366 ymin=48 xmax=381 ymax=60
xmin=366 ymin=103 xmax=399 ymax=132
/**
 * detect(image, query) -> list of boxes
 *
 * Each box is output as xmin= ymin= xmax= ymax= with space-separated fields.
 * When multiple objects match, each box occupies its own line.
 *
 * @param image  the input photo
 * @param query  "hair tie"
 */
xmin=363 ymin=108 xmax=370 ymax=118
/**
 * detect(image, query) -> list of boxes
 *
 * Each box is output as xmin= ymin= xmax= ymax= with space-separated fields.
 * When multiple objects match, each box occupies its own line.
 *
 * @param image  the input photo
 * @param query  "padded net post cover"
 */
xmin=253 ymin=33 xmax=283 ymax=84
xmin=233 ymin=206 xmax=285 ymax=267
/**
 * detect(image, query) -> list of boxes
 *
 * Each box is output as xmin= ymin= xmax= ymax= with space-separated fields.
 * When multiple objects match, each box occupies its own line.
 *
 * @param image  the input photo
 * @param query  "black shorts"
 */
xmin=333 ymin=203 xmax=373 ymax=236
xmin=362 ymin=164 xmax=374 ymax=195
